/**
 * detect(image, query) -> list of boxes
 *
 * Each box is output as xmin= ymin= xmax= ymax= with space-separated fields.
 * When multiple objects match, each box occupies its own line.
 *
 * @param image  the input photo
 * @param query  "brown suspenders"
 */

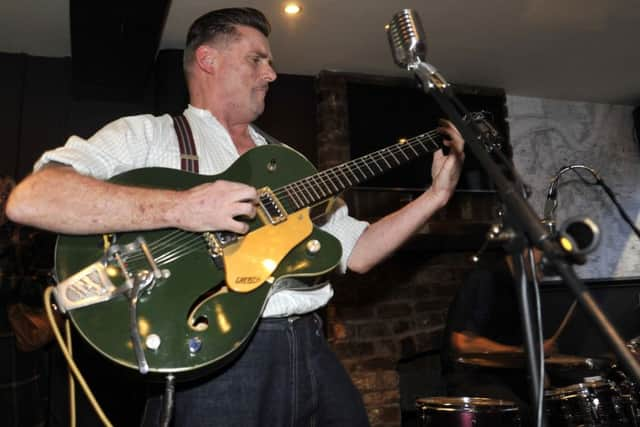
xmin=172 ymin=115 xmax=200 ymax=173
xmin=172 ymin=115 xmax=280 ymax=173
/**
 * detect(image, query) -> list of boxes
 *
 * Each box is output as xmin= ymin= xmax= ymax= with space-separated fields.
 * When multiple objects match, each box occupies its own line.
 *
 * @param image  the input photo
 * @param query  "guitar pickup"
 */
xmin=258 ymin=187 xmax=287 ymax=225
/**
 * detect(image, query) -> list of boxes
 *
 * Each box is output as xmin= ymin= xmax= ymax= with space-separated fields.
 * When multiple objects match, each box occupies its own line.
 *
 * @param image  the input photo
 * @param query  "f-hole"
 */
xmin=187 ymin=281 xmax=229 ymax=331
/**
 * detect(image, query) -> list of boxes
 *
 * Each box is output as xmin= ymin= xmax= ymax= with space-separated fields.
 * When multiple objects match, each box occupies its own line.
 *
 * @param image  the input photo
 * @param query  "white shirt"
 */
xmin=35 ymin=105 xmax=369 ymax=317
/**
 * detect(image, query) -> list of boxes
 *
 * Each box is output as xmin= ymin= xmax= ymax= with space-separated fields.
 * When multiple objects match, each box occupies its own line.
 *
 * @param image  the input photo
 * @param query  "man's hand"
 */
xmin=428 ymin=119 xmax=465 ymax=205
xmin=169 ymin=180 xmax=258 ymax=233
xmin=543 ymin=338 xmax=558 ymax=356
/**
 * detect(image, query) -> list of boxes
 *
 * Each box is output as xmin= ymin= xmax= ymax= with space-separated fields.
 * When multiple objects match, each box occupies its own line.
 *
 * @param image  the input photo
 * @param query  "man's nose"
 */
xmin=264 ymin=64 xmax=277 ymax=82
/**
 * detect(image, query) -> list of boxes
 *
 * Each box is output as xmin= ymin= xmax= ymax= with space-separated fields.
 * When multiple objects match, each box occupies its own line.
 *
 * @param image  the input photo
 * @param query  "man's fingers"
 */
xmin=233 ymin=201 xmax=257 ymax=219
xmin=220 ymin=181 xmax=258 ymax=202
xmin=228 ymin=218 xmax=251 ymax=234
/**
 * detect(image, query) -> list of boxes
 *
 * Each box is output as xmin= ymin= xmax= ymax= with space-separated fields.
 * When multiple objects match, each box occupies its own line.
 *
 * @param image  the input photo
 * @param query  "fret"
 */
xmin=323 ymin=170 xmax=341 ymax=192
xmin=369 ymin=154 xmax=385 ymax=173
xmin=387 ymin=147 xmax=401 ymax=165
xmin=314 ymin=173 xmax=332 ymax=197
xmin=305 ymin=176 xmax=322 ymax=201
xmin=380 ymin=149 xmax=393 ymax=169
xmin=406 ymin=142 xmax=420 ymax=157
xmin=301 ymin=181 xmax=316 ymax=204
xmin=291 ymin=186 xmax=305 ymax=209
xmin=337 ymin=165 xmax=353 ymax=186
xmin=429 ymin=134 xmax=443 ymax=150
xmin=352 ymin=160 xmax=371 ymax=181
xmin=284 ymin=186 xmax=302 ymax=210
xmin=415 ymin=137 xmax=430 ymax=152
xmin=292 ymin=181 xmax=311 ymax=206
xmin=397 ymin=145 xmax=411 ymax=161
xmin=272 ymin=126 xmax=450 ymax=211
xmin=362 ymin=155 xmax=376 ymax=175
xmin=328 ymin=168 xmax=346 ymax=190
xmin=347 ymin=163 xmax=366 ymax=183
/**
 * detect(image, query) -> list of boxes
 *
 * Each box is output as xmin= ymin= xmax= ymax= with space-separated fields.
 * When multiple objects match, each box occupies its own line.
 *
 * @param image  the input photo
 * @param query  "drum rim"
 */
xmin=544 ymin=379 xmax=615 ymax=397
xmin=415 ymin=396 xmax=520 ymax=412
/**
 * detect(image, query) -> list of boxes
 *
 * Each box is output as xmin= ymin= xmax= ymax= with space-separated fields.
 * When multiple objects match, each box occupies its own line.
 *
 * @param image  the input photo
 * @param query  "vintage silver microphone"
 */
xmin=385 ymin=9 xmax=426 ymax=69
xmin=385 ymin=9 xmax=449 ymax=90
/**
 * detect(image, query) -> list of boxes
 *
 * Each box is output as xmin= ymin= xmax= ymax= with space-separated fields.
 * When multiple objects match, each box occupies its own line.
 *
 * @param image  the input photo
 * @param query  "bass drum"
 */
xmin=416 ymin=396 xmax=521 ymax=427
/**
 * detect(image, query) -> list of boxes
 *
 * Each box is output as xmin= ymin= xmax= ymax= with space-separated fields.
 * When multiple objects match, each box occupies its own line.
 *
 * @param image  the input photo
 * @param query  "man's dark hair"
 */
xmin=183 ymin=8 xmax=271 ymax=75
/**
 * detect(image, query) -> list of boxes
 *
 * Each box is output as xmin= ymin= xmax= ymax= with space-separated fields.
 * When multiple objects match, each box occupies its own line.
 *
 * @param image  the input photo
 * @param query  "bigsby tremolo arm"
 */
xmin=53 ymin=236 xmax=169 ymax=374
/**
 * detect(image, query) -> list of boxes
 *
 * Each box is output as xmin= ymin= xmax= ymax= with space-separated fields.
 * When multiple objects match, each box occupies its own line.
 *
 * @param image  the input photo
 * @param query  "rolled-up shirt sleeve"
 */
xmin=34 ymin=115 xmax=160 ymax=180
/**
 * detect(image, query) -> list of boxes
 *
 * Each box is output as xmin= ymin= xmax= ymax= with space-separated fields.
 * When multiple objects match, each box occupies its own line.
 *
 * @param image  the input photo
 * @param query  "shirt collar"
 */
xmin=186 ymin=104 xmax=267 ymax=146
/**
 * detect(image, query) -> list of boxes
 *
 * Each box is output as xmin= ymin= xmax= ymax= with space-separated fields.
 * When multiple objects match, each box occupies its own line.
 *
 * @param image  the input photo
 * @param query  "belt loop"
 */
xmin=287 ymin=315 xmax=301 ymax=324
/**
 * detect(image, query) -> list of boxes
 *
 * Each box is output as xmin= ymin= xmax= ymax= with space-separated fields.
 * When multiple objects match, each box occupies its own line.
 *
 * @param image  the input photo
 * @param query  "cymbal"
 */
xmin=455 ymin=352 xmax=612 ymax=370
xmin=455 ymin=352 xmax=526 ymax=369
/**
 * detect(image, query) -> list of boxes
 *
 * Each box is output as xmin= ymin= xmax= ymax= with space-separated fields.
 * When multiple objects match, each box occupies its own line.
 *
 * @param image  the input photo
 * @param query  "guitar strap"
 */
xmin=172 ymin=115 xmax=200 ymax=173
xmin=172 ymin=115 xmax=327 ymax=294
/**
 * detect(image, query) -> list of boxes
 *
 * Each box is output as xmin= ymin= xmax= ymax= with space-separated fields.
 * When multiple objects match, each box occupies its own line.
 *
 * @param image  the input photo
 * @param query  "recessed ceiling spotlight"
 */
xmin=284 ymin=3 xmax=302 ymax=15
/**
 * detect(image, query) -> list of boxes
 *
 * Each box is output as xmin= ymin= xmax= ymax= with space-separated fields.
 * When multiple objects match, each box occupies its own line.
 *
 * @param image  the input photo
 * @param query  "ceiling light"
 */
xmin=284 ymin=3 xmax=302 ymax=15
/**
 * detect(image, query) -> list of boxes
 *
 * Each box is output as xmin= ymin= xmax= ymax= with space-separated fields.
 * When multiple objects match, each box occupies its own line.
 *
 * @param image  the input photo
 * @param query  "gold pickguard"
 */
xmin=223 ymin=207 xmax=313 ymax=292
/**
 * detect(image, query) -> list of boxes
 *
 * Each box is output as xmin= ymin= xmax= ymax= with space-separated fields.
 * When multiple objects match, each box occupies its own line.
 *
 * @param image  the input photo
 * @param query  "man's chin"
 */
xmin=251 ymin=103 xmax=265 ymax=119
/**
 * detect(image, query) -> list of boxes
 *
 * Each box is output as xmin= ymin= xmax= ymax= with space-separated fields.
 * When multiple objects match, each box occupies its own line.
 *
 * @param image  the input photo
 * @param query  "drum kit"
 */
xmin=416 ymin=339 xmax=640 ymax=426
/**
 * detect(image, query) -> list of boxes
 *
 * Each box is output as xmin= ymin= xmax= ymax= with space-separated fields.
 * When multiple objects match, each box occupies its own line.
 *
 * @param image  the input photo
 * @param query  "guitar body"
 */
xmin=55 ymin=145 xmax=342 ymax=380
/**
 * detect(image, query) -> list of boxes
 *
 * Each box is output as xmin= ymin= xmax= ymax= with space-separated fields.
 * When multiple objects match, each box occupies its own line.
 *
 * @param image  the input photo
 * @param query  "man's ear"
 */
xmin=195 ymin=45 xmax=217 ymax=72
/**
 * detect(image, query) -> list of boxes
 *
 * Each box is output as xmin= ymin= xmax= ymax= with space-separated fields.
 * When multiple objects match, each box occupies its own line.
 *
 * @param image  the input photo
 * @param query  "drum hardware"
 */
xmin=544 ymin=377 xmax=634 ymax=426
xmin=416 ymin=397 xmax=521 ymax=427
xmin=455 ymin=352 xmax=613 ymax=372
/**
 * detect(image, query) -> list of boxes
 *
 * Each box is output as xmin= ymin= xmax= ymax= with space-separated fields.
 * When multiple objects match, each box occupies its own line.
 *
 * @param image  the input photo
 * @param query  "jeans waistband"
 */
xmin=258 ymin=312 xmax=320 ymax=331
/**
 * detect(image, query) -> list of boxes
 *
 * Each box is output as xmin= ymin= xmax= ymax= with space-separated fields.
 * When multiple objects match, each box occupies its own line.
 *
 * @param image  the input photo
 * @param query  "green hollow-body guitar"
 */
xmin=54 ymin=126 xmax=447 ymax=381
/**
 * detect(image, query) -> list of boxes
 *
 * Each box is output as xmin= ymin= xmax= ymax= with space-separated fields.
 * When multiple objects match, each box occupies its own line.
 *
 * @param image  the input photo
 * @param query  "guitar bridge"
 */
xmin=204 ymin=231 xmax=238 ymax=270
xmin=258 ymin=187 xmax=287 ymax=225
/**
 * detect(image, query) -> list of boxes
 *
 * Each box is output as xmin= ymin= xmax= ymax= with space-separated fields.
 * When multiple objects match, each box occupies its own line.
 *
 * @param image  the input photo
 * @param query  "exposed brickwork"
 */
xmin=326 ymin=254 xmax=471 ymax=426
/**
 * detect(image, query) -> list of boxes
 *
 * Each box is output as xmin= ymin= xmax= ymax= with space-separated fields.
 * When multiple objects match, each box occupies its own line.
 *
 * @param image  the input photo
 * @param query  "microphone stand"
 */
xmin=411 ymin=62 xmax=640 ymax=417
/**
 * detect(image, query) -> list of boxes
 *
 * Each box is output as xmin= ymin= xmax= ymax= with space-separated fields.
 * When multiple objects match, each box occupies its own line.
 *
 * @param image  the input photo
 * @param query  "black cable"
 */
xmin=159 ymin=374 xmax=176 ymax=427
xmin=597 ymin=178 xmax=640 ymax=239
xmin=557 ymin=165 xmax=640 ymax=240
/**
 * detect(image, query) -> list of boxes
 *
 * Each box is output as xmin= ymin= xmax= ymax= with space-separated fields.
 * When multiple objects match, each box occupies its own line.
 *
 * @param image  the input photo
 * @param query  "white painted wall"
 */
xmin=506 ymin=95 xmax=640 ymax=278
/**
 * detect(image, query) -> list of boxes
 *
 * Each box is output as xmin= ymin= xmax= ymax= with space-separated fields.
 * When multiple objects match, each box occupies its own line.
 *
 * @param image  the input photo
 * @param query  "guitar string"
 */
xmin=112 ymin=228 xmax=197 ymax=266
xmin=108 ymin=128 xmax=444 ymax=269
xmin=126 ymin=230 xmax=197 ymax=262
xmin=271 ymin=129 xmax=443 ymax=206
xmin=273 ymin=129 xmax=442 ymax=198
xmin=126 ymin=231 xmax=203 ymax=264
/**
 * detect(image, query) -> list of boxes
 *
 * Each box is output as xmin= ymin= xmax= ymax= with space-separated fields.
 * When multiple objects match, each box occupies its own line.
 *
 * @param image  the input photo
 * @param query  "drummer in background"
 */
xmin=440 ymin=247 xmax=557 ymax=420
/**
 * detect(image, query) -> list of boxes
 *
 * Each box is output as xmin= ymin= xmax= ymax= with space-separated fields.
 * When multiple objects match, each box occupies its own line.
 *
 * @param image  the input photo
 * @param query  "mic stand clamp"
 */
xmin=413 ymin=61 xmax=450 ymax=92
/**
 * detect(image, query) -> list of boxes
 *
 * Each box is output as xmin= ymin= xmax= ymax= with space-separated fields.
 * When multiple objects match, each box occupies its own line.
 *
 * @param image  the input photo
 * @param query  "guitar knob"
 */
xmin=306 ymin=239 xmax=321 ymax=256
xmin=188 ymin=337 xmax=203 ymax=354
xmin=145 ymin=334 xmax=161 ymax=351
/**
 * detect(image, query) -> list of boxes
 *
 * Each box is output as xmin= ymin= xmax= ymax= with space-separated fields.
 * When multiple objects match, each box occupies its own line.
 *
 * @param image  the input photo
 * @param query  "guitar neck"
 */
xmin=277 ymin=128 xmax=443 ymax=211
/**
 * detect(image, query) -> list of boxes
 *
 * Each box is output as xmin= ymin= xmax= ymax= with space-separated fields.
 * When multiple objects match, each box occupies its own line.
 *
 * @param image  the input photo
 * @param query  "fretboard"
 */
xmin=276 ymin=128 xmax=443 ymax=212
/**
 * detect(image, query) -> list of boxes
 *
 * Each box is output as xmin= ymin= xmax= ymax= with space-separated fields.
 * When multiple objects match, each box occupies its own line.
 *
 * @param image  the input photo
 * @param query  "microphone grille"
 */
xmin=386 ymin=9 xmax=426 ymax=68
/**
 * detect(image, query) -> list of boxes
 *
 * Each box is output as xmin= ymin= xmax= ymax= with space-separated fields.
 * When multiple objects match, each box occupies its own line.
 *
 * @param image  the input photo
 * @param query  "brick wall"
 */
xmin=326 ymin=252 xmax=472 ymax=426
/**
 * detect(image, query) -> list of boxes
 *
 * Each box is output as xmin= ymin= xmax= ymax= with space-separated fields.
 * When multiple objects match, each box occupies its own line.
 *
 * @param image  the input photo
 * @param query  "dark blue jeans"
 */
xmin=141 ymin=313 xmax=370 ymax=427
